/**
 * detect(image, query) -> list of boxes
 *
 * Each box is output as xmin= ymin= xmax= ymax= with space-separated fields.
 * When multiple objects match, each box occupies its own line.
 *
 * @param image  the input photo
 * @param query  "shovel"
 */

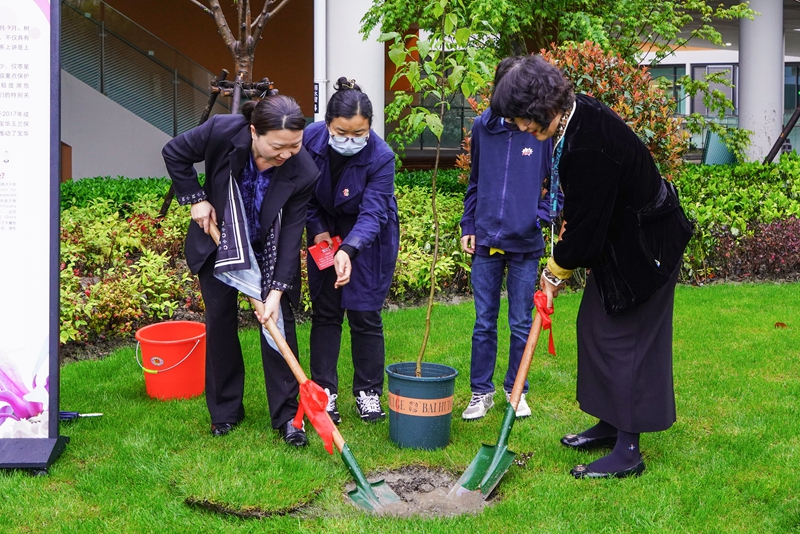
xmin=449 ymin=291 xmax=553 ymax=499
xmin=261 ymin=318 xmax=400 ymax=512
xmin=208 ymin=221 xmax=400 ymax=512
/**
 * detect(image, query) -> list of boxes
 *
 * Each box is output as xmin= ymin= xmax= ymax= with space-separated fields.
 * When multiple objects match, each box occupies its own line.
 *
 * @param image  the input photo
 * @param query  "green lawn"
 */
xmin=2 ymin=283 xmax=799 ymax=533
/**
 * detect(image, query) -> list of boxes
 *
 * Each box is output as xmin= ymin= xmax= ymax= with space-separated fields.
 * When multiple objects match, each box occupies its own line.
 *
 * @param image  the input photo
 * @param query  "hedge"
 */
xmin=60 ymin=155 xmax=800 ymax=344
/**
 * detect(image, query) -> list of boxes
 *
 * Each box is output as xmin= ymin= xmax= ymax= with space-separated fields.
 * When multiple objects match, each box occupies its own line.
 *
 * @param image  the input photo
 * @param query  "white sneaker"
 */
xmin=505 ymin=390 xmax=531 ymax=418
xmin=462 ymin=392 xmax=495 ymax=420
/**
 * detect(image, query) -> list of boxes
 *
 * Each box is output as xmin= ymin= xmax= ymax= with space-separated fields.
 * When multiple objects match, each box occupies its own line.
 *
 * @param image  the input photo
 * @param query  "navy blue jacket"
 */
xmin=304 ymin=120 xmax=399 ymax=311
xmin=460 ymin=108 xmax=555 ymax=256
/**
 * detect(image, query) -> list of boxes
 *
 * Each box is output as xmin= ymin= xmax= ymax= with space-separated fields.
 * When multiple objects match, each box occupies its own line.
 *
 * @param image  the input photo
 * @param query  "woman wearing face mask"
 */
xmin=162 ymin=95 xmax=320 ymax=446
xmin=303 ymin=77 xmax=399 ymax=424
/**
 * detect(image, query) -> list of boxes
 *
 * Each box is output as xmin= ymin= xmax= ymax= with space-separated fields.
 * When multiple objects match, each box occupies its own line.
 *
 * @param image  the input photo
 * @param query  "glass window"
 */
xmin=648 ymin=65 xmax=687 ymax=115
xmin=691 ymin=65 xmax=737 ymax=116
xmin=785 ymin=65 xmax=798 ymax=111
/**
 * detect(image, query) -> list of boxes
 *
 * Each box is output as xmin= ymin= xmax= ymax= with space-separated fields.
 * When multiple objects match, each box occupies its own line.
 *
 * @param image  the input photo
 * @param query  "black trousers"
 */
xmin=309 ymin=266 xmax=385 ymax=397
xmin=198 ymin=255 xmax=300 ymax=429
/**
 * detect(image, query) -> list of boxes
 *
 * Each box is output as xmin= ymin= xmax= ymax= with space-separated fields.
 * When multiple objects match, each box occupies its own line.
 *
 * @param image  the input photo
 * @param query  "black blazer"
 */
xmin=162 ymin=114 xmax=320 ymax=304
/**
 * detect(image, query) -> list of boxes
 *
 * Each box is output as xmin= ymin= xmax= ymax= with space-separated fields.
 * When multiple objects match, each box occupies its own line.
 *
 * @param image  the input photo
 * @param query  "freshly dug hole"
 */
xmin=345 ymin=465 xmax=495 ymax=517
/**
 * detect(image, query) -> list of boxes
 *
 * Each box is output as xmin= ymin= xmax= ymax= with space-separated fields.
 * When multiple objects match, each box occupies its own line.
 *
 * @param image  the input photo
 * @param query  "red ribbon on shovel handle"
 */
xmin=533 ymin=290 xmax=556 ymax=356
xmin=294 ymin=381 xmax=336 ymax=454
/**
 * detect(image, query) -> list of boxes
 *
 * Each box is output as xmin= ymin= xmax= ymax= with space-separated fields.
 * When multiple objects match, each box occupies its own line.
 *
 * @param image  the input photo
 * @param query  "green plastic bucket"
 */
xmin=386 ymin=362 xmax=458 ymax=450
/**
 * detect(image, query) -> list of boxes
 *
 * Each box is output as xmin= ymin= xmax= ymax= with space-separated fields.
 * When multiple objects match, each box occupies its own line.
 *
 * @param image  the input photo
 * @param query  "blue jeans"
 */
xmin=469 ymin=253 xmax=539 ymax=394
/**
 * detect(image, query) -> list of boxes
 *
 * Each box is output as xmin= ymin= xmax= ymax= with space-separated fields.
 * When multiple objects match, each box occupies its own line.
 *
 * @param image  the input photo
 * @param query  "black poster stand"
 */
xmin=0 ymin=1 xmax=69 ymax=473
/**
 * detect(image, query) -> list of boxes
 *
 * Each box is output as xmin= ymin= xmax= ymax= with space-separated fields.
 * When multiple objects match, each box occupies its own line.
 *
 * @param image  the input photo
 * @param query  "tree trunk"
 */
xmin=235 ymin=53 xmax=254 ymax=83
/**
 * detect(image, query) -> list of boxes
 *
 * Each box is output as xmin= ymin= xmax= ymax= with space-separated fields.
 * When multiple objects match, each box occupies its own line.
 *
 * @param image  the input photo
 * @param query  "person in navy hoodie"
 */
xmin=303 ymin=78 xmax=399 ymax=424
xmin=460 ymin=56 xmax=560 ymax=421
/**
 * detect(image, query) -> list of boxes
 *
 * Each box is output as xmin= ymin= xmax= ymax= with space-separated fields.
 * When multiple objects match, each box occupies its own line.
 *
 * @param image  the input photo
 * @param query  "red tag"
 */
xmin=308 ymin=236 xmax=343 ymax=270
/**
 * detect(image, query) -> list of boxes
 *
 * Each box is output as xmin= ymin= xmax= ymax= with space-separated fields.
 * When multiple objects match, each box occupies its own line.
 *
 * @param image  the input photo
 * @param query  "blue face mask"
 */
xmin=328 ymin=131 xmax=369 ymax=156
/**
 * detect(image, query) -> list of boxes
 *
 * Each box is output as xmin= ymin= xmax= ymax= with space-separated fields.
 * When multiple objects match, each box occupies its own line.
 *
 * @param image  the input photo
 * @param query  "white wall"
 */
xmin=60 ymin=70 xmax=174 ymax=179
xmin=325 ymin=0 xmax=385 ymax=137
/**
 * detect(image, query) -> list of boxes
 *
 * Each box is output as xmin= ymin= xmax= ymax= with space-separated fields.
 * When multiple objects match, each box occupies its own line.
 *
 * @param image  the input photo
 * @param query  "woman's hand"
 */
xmin=333 ymin=250 xmax=351 ymax=288
xmin=313 ymin=232 xmax=334 ymax=249
xmin=255 ymin=290 xmax=283 ymax=326
xmin=539 ymin=272 xmax=561 ymax=309
xmin=190 ymin=200 xmax=216 ymax=235
xmin=460 ymin=234 xmax=476 ymax=254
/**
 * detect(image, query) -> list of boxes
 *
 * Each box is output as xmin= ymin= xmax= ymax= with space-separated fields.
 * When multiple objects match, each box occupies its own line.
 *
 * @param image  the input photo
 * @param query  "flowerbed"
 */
xmin=60 ymin=157 xmax=800 ymax=345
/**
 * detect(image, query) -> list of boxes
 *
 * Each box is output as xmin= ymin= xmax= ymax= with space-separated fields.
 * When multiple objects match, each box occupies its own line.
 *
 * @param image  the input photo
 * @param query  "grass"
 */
xmin=2 ymin=283 xmax=800 ymax=533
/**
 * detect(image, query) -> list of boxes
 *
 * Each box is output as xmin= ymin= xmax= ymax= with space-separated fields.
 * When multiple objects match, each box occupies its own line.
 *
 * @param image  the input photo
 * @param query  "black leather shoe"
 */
xmin=560 ymin=433 xmax=617 ymax=451
xmin=279 ymin=421 xmax=308 ymax=447
xmin=570 ymin=460 xmax=646 ymax=479
xmin=210 ymin=422 xmax=239 ymax=437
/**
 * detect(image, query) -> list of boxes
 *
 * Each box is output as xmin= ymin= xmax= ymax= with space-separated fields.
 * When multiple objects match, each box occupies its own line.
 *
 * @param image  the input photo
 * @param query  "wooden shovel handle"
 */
xmin=508 ymin=312 xmax=543 ymax=409
xmin=208 ymin=221 xmax=347 ymax=452
xmin=264 ymin=317 xmax=346 ymax=452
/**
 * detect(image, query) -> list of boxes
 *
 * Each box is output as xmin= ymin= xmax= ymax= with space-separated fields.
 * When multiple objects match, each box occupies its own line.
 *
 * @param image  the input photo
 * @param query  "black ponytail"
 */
xmin=325 ymin=77 xmax=374 ymax=126
xmin=243 ymin=95 xmax=305 ymax=135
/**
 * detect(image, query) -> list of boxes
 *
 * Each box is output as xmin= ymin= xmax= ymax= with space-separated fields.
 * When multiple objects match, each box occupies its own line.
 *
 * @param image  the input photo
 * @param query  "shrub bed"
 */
xmin=60 ymin=177 xmax=468 ymax=345
xmin=673 ymin=154 xmax=800 ymax=281
xmin=60 ymin=157 xmax=800 ymax=345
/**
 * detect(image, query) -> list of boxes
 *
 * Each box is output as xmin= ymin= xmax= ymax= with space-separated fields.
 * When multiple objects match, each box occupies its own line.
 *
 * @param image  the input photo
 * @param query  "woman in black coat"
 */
xmin=162 ymin=96 xmax=320 ymax=446
xmin=491 ymin=55 xmax=693 ymax=478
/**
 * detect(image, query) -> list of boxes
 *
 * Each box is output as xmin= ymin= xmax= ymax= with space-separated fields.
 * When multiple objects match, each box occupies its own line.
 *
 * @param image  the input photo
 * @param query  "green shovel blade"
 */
xmin=348 ymin=480 xmax=401 ymax=511
xmin=341 ymin=443 xmax=401 ymax=512
xmin=449 ymin=404 xmax=517 ymax=499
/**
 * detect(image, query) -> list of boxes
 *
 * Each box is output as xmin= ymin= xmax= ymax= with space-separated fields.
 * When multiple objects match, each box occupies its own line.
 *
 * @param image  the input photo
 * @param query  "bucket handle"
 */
xmin=134 ymin=339 xmax=201 ymax=374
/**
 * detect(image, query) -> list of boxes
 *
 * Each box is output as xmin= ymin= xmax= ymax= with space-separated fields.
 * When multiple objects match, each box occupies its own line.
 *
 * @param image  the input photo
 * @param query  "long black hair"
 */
xmin=490 ymin=55 xmax=575 ymax=128
xmin=241 ymin=95 xmax=305 ymax=135
xmin=325 ymin=77 xmax=373 ymax=126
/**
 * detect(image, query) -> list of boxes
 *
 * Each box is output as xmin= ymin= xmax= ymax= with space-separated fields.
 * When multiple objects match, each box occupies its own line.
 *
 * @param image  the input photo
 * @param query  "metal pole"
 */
xmin=99 ymin=19 xmax=105 ymax=94
xmin=173 ymin=68 xmax=178 ymax=137
xmin=763 ymin=105 xmax=800 ymax=164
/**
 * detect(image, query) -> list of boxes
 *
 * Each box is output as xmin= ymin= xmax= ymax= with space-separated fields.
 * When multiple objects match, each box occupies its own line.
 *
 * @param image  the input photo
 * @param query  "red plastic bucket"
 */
xmin=134 ymin=321 xmax=206 ymax=400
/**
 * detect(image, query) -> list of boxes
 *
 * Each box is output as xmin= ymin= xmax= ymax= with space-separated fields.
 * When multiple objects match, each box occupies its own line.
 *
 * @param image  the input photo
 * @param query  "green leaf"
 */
xmin=416 ymin=40 xmax=431 ymax=60
xmin=454 ymin=27 xmax=471 ymax=48
xmin=425 ymin=113 xmax=444 ymax=140
xmin=379 ymin=31 xmax=400 ymax=42
xmin=388 ymin=42 xmax=407 ymax=68
xmin=447 ymin=65 xmax=465 ymax=91
xmin=445 ymin=13 xmax=458 ymax=35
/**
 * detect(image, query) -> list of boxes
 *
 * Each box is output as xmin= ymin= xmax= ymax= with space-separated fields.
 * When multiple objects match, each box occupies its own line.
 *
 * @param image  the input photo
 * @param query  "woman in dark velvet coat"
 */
xmin=491 ymin=55 xmax=693 ymax=479
xmin=162 ymin=96 xmax=319 ymax=446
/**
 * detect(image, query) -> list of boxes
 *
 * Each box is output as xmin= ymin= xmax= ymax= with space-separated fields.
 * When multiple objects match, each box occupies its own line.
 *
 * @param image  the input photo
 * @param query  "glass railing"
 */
xmin=61 ymin=0 xmax=229 ymax=137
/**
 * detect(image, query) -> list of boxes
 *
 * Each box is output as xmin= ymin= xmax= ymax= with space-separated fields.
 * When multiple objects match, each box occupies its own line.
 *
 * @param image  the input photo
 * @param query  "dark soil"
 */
xmin=344 ymin=465 xmax=493 ymax=518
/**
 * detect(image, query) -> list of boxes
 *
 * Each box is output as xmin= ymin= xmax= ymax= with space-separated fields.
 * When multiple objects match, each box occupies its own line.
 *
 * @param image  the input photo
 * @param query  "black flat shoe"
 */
xmin=279 ymin=420 xmax=308 ymax=447
xmin=210 ymin=422 xmax=239 ymax=437
xmin=560 ymin=433 xmax=617 ymax=451
xmin=570 ymin=460 xmax=646 ymax=479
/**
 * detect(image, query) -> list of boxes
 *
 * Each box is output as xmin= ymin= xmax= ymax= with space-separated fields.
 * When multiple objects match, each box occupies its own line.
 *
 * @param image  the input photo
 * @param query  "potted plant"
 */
xmin=376 ymin=1 xmax=494 ymax=449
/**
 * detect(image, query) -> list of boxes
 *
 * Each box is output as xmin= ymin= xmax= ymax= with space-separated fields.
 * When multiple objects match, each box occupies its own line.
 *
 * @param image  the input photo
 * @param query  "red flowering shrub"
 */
xmin=540 ymin=41 xmax=688 ymax=180
xmin=709 ymin=217 xmax=800 ymax=281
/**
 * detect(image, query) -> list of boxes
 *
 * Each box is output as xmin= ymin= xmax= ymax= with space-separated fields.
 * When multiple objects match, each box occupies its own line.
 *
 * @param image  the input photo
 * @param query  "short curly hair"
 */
xmin=490 ymin=55 xmax=575 ymax=128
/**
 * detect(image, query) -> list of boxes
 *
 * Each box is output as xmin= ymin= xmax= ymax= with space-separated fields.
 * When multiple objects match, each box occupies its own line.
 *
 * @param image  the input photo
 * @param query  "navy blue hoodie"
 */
xmin=460 ymin=108 xmax=556 ymax=256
